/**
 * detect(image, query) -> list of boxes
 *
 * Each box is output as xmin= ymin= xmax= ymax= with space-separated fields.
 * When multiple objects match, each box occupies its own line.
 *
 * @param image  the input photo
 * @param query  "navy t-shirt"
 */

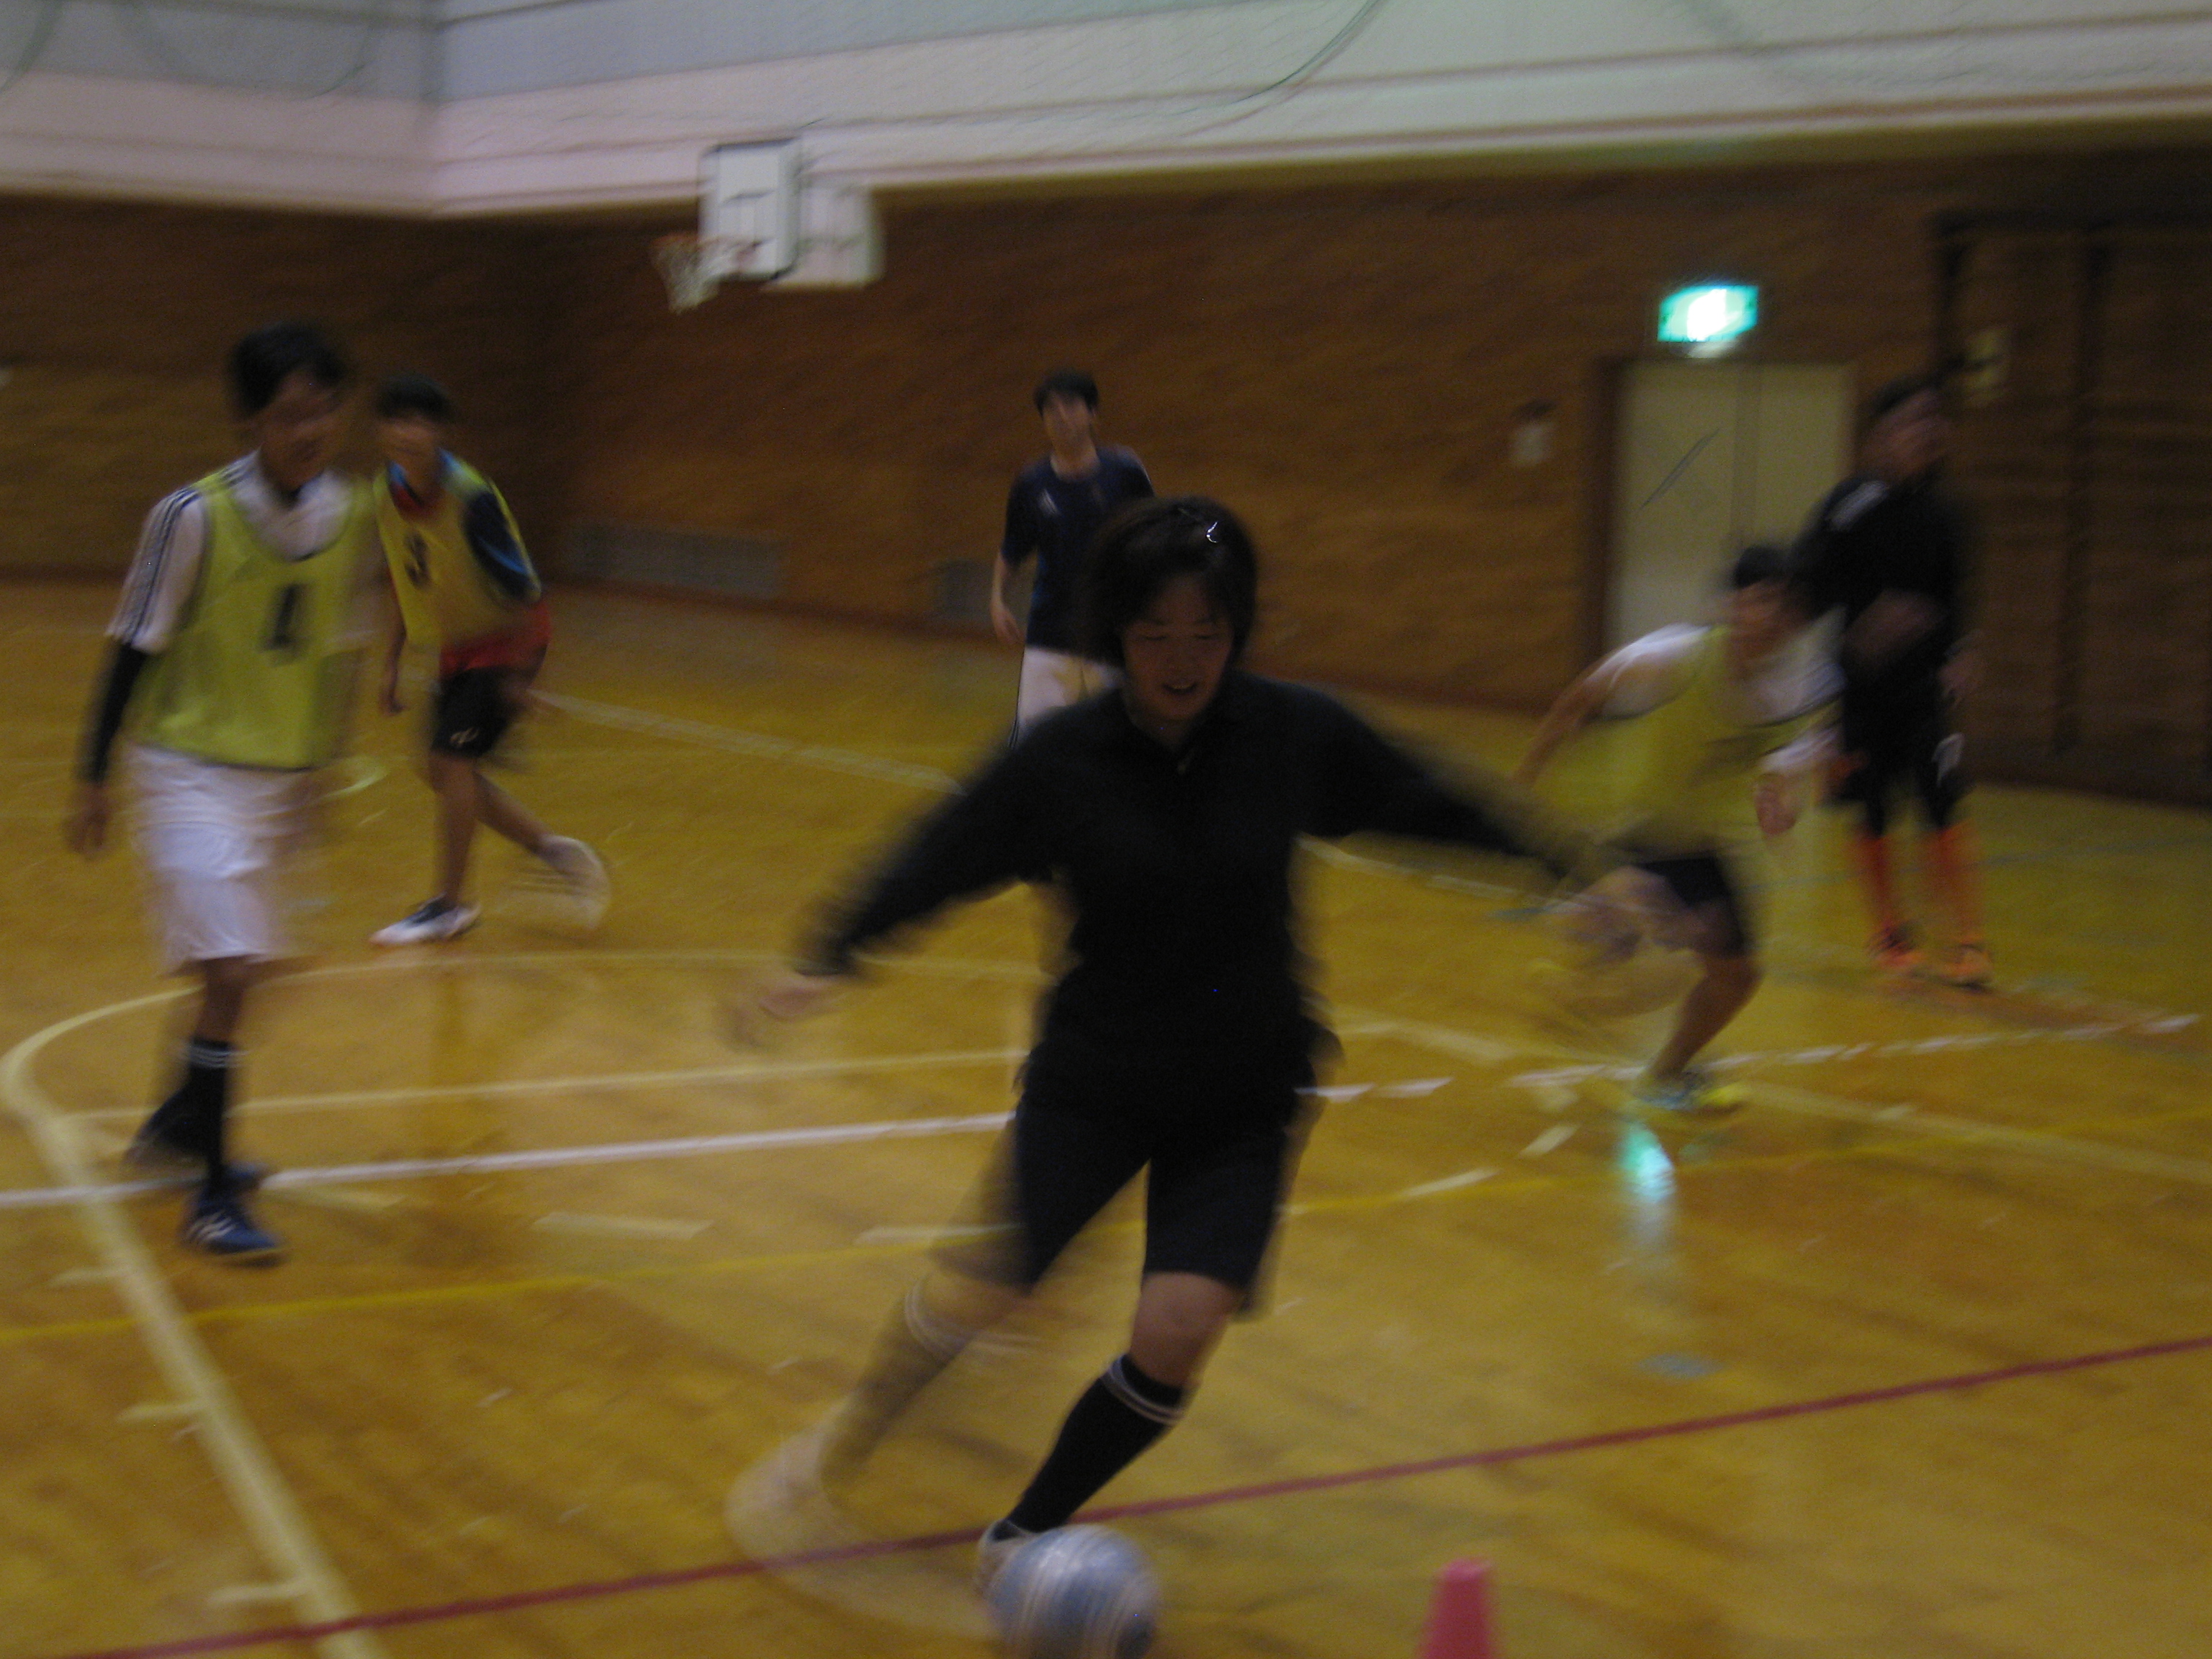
xmin=999 ymin=447 xmax=1154 ymax=652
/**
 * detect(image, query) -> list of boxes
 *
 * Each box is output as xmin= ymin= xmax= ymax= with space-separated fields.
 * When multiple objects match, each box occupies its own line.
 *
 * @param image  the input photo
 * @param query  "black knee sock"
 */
xmin=145 ymin=1038 xmax=236 ymax=1181
xmin=1005 ymin=1354 xmax=1187 ymax=1534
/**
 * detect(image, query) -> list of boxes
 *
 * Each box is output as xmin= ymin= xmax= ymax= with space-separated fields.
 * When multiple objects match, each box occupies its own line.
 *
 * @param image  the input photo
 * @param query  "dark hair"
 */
xmin=1730 ymin=542 xmax=1816 ymax=614
xmin=1033 ymin=368 xmax=1099 ymax=412
xmin=1864 ymin=372 xmax=1943 ymax=429
xmin=375 ymin=372 xmax=454 ymax=423
xmin=228 ymin=322 xmax=349 ymax=418
xmin=1079 ymin=495 xmax=1258 ymax=666
xmin=1729 ymin=543 xmax=1791 ymax=590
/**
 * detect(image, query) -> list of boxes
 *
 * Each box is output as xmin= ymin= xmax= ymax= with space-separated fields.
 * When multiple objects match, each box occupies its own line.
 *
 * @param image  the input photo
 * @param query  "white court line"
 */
xmin=1521 ymin=1124 xmax=1577 ymax=1158
xmin=532 ymin=1212 xmax=714 ymax=1241
xmin=1502 ymin=1012 xmax=2200 ymax=1090
xmin=1399 ymin=1168 xmax=1499 ymax=1198
xmin=76 ymin=1047 xmax=1029 ymax=1123
xmin=0 ymin=999 xmax=382 ymax=1658
xmin=1743 ymin=1076 xmax=2212 ymax=1188
xmin=1305 ymin=838 xmax=1518 ymax=898
xmin=1373 ymin=1010 xmax=2212 ymax=1189
xmin=543 ymin=694 xmax=960 ymax=793
xmin=0 ymin=1110 xmax=1016 ymax=1212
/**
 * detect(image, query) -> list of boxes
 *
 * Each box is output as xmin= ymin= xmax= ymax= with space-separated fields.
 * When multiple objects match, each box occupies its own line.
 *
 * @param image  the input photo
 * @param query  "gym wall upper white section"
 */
xmin=437 ymin=0 xmax=1249 ymax=97
xmin=4 ymin=0 xmax=2210 ymax=214
xmin=0 ymin=72 xmax=431 ymax=212
xmin=7 ymin=0 xmax=435 ymax=99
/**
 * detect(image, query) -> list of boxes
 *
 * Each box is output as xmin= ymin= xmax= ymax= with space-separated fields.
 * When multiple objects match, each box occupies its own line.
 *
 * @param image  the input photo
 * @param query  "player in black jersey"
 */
xmin=1796 ymin=375 xmax=1989 ymax=986
xmin=734 ymin=495 xmax=1624 ymax=1586
xmin=989 ymin=369 xmax=1154 ymax=730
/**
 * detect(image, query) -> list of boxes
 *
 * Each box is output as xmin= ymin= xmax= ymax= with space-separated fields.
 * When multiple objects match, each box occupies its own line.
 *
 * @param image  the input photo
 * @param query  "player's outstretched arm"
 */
xmin=729 ymin=747 xmax=1045 ymax=1045
xmin=1305 ymin=688 xmax=1617 ymax=890
xmin=728 ymin=968 xmax=844 ymax=1046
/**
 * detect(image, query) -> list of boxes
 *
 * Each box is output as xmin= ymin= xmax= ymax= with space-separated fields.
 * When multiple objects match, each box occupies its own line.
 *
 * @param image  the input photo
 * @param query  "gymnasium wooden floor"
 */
xmin=6 ymin=577 xmax=2211 ymax=1659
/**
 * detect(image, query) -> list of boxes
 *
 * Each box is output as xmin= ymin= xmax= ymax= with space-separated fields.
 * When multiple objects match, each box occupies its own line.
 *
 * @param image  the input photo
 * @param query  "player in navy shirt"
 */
xmin=990 ymin=369 xmax=1154 ymax=729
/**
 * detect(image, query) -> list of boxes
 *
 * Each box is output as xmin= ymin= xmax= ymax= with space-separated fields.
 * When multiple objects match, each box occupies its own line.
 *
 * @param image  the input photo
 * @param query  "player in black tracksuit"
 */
xmin=745 ymin=495 xmax=1618 ymax=1575
xmin=1794 ymin=374 xmax=1989 ymax=986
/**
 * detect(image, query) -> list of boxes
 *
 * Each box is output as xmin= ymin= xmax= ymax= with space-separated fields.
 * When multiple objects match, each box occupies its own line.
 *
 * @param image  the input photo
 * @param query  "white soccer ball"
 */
xmin=987 ymin=1525 xmax=1161 ymax=1659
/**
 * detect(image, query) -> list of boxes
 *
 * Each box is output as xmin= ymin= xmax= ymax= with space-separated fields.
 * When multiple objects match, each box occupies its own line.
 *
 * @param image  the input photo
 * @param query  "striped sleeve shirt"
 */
xmin=108 ymin=457 xmax=357 ymax=652
xmin=107 ymin=485 xmax=212 ymax=654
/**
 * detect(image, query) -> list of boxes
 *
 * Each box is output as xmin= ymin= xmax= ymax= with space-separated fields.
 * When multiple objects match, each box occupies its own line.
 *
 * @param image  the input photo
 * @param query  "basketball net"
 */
xmin=652 ymin=234 xmax=757 ymax=312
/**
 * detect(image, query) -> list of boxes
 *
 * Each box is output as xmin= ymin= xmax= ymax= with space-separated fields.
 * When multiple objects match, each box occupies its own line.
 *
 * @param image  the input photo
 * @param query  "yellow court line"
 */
xmin=12 ymin=1079 xmax=2212 ymax=1354
xmin=0 ymin=1235 xmax=940 ymax=1350
xmin=9 ymin=963 xmax=2203 ymax=1364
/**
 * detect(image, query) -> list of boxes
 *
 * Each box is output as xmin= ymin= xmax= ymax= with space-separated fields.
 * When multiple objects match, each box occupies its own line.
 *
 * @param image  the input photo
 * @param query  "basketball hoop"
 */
xmin=652 ymin=234 xmax=757 ymax=313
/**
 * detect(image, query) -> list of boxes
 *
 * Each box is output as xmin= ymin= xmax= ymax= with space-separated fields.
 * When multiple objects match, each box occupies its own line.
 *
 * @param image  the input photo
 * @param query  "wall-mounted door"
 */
xmin=1609 ymin=361 xmax=1853 ymax=648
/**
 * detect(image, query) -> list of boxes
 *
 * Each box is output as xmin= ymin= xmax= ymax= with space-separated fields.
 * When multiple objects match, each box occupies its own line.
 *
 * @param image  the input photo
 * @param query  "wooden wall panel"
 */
xmin=0 ymin=197 xmax=559 ymax=575
xmin=1949 ymin=216 xmax=2212 ymax=796
xmin=8 ymin=150 xmax=2212 ymax=794
xmin=2080 ymin=230 xmax=2212 ymax=770
xmin=1948 ymin=228 xmax=2085 ymax=758
xmin=539 ymin=172 xmax=1940 ymax=707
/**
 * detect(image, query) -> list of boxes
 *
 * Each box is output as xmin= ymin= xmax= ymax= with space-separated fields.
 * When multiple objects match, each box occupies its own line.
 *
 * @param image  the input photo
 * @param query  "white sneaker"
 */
xmin=1631 ymin=1066 xmax=1745 ymax=1117
xmin=371 ymin=899 xmax=480 ymax=947
xmin=538 ymin=837 xmax=611 ymax=931
xmin=726 ymin=1423 xmax=859 ymax=1561
xmin=974 ymin=1519 xmax=1038 ymax=1593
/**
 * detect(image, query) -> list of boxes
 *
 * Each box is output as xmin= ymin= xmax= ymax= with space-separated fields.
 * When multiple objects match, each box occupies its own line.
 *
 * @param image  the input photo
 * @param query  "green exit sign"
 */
xmin=1658 ymin=284 xmax=1758 ymax=349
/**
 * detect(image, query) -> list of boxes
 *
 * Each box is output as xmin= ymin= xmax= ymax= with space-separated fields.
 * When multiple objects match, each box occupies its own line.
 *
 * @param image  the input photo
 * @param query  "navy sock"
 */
xmin=145 ymin=1038 xmax=236 ymax=1181
xmin=1005 ymin=1354 xmax=1187 ymax=1534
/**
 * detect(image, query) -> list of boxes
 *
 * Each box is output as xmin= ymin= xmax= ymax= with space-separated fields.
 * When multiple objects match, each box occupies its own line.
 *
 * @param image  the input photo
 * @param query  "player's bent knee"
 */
xmin=1129 ymin=1273 xmax=1240 ymax=1383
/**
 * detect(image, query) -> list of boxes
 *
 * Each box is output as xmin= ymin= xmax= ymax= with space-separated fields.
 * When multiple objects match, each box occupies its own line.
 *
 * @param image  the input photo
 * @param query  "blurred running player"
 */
xmin=1795 ymin=375 xmax=1988 ymax=986
xmin=989 ymin=369 xmax=1154 ymax=730
xmin=1516 ymin=546 xmax=1837 ymax=1114
xmin=67 ymin=322 xmax=374 ymax=1260
xmin=368 ymin=374 xmax=606 ymax=945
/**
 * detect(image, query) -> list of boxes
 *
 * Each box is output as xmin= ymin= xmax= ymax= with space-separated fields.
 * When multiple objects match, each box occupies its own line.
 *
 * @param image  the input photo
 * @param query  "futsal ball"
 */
xmin=986 ymin=1525 xmax=1161 ymax=1659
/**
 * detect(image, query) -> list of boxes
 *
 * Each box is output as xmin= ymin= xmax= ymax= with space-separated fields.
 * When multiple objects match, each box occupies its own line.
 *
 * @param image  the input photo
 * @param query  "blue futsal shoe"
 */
xmin=180 ymin=1188 xmax=283 ymax=1262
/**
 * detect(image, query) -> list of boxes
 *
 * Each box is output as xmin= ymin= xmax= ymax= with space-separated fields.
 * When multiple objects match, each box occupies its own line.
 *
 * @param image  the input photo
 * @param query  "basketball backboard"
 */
xmin=701 ymin=139 xmax=801 ymax=282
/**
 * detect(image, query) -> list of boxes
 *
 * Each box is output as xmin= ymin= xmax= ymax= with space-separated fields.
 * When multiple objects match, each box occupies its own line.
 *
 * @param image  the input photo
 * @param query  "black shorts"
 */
xmin=939 ymin=1043 xmax=1312 ymax=1295
xmin=1835 ymin=688 xmax=1968 ymax=835
xmin=429 ymin=667 xmax=521 ymax=760
xmin=1635 ymin=850 xmax=1753 ymax=958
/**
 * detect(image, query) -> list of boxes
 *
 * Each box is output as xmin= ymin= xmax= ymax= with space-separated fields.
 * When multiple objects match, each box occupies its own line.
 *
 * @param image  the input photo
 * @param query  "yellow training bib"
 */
xmin=135 ymin=471 xmax=371 ymax=770
xmin=376 ymin=458 xmax=533 ymax=649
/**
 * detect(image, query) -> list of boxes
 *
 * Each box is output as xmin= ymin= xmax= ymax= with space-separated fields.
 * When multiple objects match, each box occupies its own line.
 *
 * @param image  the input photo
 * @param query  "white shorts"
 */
xmin=1017 ymin=647 xmax=1118 ymax=732
xmin=130 ymin=745 xmax=315 ymax=974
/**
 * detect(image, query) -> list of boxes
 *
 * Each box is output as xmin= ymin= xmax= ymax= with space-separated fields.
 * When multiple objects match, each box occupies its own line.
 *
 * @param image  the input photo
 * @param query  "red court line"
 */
xmin=48 ymin=1330 xmax=2212 ymax=1659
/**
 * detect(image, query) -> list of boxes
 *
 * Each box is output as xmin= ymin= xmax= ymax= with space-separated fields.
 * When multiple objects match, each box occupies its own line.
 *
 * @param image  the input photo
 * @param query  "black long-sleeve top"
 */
xmin=1794 ymin=472 xmax=1972 ymax=705
xmin=804 ymin=672 xmax=1611 ymax=1071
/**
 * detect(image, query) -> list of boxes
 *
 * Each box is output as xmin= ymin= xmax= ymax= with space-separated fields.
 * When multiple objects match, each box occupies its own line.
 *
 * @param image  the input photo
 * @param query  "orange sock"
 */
xmin=1850 ymin=832 xmax=1905 ymax=938
xmin=1925 ymin=822 xmax=1984 ymax=944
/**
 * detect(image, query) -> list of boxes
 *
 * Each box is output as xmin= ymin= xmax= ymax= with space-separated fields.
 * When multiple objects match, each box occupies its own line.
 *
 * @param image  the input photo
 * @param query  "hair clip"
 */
xmin=1167 ymin=501 xmax=1223 ymax=543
